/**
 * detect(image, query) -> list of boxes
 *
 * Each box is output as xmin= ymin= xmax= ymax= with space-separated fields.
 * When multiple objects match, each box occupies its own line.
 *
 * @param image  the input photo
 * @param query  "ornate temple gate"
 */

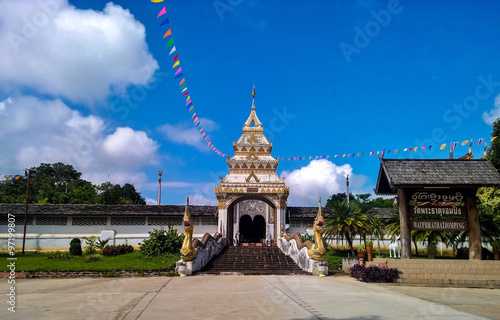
xmin=375 ymin=158 xmax=500 ymax=260
xmin=215 ymin=87 xmax=289 ymax=245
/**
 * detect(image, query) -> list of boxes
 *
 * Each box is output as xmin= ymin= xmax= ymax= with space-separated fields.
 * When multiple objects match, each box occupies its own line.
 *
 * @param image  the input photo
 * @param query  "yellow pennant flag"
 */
xmin=440 ymin=143 xmax=446 ymax=149
xmin=414 ymin=147 xmax=418 ymax=152
xmin=3 ymin=174 xmax=8 ymax=179
xmin=492 ymin=136 xmax=498 ymax=142
xmin=15 ymin=176 xmax=20 ymax=180
xmin=151 ymin=0 xmax=164 ymax=3
xmin=172 ymin=60 xmax=180 ymax=68
xmin=186 ymin=96 xmax=191 ymax=102
xmin=461 ymin=140 xmax=469 ymax=146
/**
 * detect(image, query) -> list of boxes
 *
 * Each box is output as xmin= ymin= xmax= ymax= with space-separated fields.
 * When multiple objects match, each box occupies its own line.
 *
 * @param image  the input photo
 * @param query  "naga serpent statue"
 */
xmin=308 ymin=197 xmax=326 ymax=260
xmin=282 ymin=197 xmax=326 ymax=261
xmin=180 ymin=197 xmax=196 ymax=261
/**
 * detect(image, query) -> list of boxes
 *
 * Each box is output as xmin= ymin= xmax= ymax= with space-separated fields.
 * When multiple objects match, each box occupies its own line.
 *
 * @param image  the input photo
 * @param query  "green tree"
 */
xmin=323 ymin=200 xmax=367 ymax=255
xmin=486 ymin=118 xmax=500 ymax=172
xmin=0 ymin=162 xmax=144 ymax=205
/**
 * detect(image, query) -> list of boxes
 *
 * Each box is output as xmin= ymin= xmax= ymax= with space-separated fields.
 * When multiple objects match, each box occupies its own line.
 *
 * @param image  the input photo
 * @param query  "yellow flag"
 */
xmin=15 ymin=176 xmax=20 ymax=180
xmin=461 ymin=140 xmax=469 ymax=146
xmin=151 ymin=0 xmax=164 ymax=3
xmin=172 ymin=60 xmax=180 ymax=68
xmin=440 ymin=143 xmax=446 ymax=149
xmin=3 ymin=174 xmax=8 ymax=179
xmin=492 ymin=136 xmax=498 ymax=142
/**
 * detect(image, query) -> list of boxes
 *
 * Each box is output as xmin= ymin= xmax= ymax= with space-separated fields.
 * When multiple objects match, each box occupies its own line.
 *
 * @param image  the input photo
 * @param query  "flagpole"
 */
xmin=157 ymin=170 xmax=162 ymax=206
xmin=346 ymin=174 xmax=350 ymax=204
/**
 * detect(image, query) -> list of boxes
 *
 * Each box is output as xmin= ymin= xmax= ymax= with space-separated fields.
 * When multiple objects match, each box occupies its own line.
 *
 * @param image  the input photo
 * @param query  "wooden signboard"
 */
xmin=247 ymin=187 xmax=259 ymax=193
xmin=411 ymin=220 xmax=467 ymax=231
xmin=409 ymin=190 xmax=466 ymax=217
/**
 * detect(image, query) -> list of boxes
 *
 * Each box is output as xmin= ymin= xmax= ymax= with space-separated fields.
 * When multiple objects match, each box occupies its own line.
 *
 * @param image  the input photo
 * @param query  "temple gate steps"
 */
xmin=196 ymin=246 xmax=308 ymax=275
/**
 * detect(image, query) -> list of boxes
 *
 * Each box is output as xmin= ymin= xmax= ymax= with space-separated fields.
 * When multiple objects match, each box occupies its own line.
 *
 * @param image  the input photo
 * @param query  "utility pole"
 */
xmin=22 ymin=168 xmax=36 ymax=254
xmin=157 ymin=170 xmax=162 ymax=205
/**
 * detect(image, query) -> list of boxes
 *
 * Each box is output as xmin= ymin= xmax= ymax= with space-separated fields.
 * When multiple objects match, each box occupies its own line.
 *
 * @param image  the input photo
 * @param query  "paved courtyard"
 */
xmin=2 ymin=275 xmax=500 ymax=320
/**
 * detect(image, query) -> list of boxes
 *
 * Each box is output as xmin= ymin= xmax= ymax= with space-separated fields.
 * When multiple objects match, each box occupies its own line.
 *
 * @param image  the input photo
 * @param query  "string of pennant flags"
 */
xmin=153 ymin=1 xmax=227 ymax=158
xmin=277 ymin=137 xmax=497 ymax=161
xmin=1 ymin=136 xmax=498 ymax=180
xmin=147 ymin=1 xmax=498 ymax=165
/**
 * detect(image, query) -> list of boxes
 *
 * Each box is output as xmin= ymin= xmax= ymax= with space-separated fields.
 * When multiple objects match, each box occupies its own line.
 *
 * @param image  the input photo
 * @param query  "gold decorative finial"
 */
xmin=449 ymin=140 xmax=454 ymax=159
xmin=483 ymin=143 xmax=488 ymax=158
xmin=251 ymin=82 xmax=256 ymax=110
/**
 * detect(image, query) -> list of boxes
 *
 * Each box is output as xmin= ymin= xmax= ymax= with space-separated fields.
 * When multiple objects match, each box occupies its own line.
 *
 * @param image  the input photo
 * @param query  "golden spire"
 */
xmin=318 ymin=197 xmax=323 ymax=218
xmin=449 ymin=141 xmax=454 ymax=159
xmin=251 ymin=82 xmax=256 ymax=110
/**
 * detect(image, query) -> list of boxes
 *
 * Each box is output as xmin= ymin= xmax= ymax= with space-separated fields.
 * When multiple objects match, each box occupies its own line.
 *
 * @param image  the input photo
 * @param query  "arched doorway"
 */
xmin=252 ymin=215 xmax=266 ymax=243
xmin=238 ymin=214 xmax=266 ymax=243
xmin=239 ymin=215 xmax=252 ymax=242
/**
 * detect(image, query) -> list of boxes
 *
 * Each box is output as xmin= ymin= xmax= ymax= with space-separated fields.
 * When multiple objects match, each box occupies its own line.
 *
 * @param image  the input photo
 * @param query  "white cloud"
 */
xmin=188 ymin=194 xmax=218 ymax=206
xmin=0 ymin=95 xmax=158 ymax=187
xmin=101 ymin=127 xmax=159 ymax=167
xmin=158 ymin=118 xmax=220 ymax=152
xmin=145 ymin=197 xmax=157 ymax=205
xmin=0 ymin=0 xmax=158 ymax=104
xmin=482 ymin=93 xmax=500 ymax=125
xmin=281 ymin=159 xmax=368 ymax=206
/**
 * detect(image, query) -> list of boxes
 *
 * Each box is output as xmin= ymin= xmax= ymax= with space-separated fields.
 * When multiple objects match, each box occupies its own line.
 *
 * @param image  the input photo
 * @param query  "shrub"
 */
xmin=140 ymin=223 xmax=184 ymax=257
xmin=349 ymin=264 xmax=402 ymax=283
xmin=86 ymin=254 xmax=103 ymax=262
xmin=357 ymin=244 xmax=366 ymax=253
xmin=366 ymin=240 xmax=373 ymax=247
xmin=492 ymin=239 xmax=500 ymax=250
xmin=82 ymin=236 xmax=99 ymax=254
xmin=102 ymin=244 xmax=134 ymax=256
xmin=69 ymin=238 xmax=82 ymax=256
xmin=301 ymin=233 xmax=314 ymax=243
xmin=456 ymin=247 xmax=494 ymax=260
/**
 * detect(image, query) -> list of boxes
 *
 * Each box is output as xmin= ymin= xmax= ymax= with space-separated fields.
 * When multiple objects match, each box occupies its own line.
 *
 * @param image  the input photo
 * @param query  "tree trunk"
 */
xmin=398 ymin=189 xmax=411 ymax=259
xmin=413 ymin=239 xmax=419 ymax=256
xmin=346 ymin=233 xmax=354 ymax=255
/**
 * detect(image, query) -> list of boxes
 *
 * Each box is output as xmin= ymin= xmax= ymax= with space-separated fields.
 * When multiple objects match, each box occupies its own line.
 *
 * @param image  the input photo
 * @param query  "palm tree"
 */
xmin=367 ymin=216 xmax=386 ymax=257
xmin=324 ymin=200 xmax=367 ymax=255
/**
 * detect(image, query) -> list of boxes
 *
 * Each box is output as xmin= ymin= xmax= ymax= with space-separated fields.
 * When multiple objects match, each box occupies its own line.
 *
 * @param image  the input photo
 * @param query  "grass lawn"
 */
xmin=0 ymin=251 xmax=180 ymax=272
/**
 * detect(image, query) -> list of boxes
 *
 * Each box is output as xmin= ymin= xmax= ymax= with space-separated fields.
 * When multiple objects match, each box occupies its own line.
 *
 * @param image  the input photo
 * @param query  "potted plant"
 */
xmin=366 ymin=240 xmax=374 ymax=262
xmin=427 ymin=241 xmax=437 ymax=259
xmin=357 ymin=244 xmax=366 ymax=265
xmin=493 ymin=239 xmax=500 ymax=260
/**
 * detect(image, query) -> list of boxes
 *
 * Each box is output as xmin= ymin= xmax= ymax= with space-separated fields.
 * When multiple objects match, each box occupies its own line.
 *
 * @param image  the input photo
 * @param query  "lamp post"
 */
xmin=157 ymin=170 xmax=162 ymax=205
xmin=22 ymin=168 xmax=36 ymax=254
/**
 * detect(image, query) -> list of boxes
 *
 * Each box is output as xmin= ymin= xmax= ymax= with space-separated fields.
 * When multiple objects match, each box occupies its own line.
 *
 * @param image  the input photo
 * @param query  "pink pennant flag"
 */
xmin=326 ymin=155 xmax=330 ymax=159
xmin=157 ymin=7 xmax=167 ymax=18
xmin=175 ymin=67 xmax=182 ymax=75
xmin=421 ymin=146 xmax=425 ymax=151
xmin=186 ymin=99 xmax=191 ymax=106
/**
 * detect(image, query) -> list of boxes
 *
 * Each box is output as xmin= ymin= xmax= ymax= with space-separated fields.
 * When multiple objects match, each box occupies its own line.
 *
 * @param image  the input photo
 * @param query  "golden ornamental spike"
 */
xmin=252 ymin=82 xmax=256 ymax=98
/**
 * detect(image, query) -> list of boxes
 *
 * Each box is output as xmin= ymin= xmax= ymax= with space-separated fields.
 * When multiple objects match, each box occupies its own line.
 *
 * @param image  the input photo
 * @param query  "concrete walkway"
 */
xmin=2 ymin=275 xmax=500 ymax=320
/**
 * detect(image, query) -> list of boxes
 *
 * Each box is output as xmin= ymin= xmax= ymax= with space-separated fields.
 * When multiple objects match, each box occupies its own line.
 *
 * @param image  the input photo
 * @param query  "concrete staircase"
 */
xmin=197 ymin=246 xmax=307 ymax=275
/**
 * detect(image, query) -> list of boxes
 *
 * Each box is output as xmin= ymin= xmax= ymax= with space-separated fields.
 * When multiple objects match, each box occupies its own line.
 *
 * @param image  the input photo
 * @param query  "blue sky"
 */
xmin=1 ymin=0 xmax=500 ymax=206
